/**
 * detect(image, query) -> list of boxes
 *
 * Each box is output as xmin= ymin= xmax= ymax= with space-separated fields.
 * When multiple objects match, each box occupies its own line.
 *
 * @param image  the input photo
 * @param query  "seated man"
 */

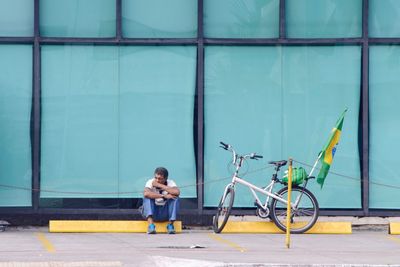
xmin=142 ymin=167 xmax=180 ymax=234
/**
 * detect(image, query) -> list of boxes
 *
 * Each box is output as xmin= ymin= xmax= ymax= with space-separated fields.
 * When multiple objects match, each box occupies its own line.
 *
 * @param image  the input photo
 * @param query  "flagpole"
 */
xmin=308 ymin=153 xmax=322 ymax=177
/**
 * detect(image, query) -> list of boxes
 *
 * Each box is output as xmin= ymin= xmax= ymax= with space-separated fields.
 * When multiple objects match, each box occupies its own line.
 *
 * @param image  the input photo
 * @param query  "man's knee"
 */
xmin=142 ymin=197 xmax=155 ymax=218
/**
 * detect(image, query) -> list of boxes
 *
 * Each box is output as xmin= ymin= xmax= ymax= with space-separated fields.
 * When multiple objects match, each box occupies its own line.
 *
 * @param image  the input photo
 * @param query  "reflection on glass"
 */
xmin=40 ymin=0 xmax=116 ymax=37
xmin=0 ymin=45 xmax=32 ymax=206
xmin=204 ymin=46 xmax=361 ymax=208
xmin=369 ymin=0 xmax=400 ymax=37
xmin=0 ymin=0 xmax=33 ymax=37
xmin=122 ymin=0 xmax=197 ymax=38
xmin=204 ymin=0 xmax=279 ymax=38
xmin=41 ymin=45 xmax=197 ymax=199
xmin=286 ymin=0 xmax=362 ymax=38
xmin=370 ymin=45 xmax=400 ymax=208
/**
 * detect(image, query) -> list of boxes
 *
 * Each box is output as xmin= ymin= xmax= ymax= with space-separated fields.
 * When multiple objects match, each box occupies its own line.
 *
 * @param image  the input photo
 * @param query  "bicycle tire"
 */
xmin=213 ymin=187 xmax=235 ymax=233
xmin=270 ymin=186 xmax=319 ymax=234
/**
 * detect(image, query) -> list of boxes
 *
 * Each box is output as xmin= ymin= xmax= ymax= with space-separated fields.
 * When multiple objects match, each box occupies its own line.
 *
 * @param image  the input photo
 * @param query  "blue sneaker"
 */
xmin=147 ymin=223 xmax=156 ymax=234
xmin=167 ymin=223 xmax=175 ymax=234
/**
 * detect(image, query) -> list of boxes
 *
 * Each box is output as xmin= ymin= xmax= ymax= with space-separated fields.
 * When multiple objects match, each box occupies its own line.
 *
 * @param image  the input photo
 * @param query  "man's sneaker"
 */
xmin=147 ymin=223 xmax=156 ymax=234
xmin=167 ymin=223 xmax=175 ymax=234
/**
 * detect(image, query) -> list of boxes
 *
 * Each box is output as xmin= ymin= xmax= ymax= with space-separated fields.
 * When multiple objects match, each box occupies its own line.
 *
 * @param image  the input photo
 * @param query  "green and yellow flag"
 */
xmin=317 ymin=108 xmax=347 ymax=188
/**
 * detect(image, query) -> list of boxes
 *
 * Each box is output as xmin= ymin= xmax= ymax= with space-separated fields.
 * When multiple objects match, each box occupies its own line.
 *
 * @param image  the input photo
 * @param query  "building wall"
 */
xmin=0 ymin=0 xmax=400 ymax=217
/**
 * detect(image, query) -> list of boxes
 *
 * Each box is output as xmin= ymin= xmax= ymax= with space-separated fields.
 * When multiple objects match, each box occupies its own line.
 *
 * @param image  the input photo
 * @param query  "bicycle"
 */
xmin=213 ymin=141 xmax=319 ymax=234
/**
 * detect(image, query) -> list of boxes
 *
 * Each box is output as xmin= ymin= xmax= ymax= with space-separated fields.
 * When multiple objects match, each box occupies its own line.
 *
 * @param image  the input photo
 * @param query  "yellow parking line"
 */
xmin=207 ymin=233 xmax=247 ymax=252
xmin=36 ymin=232 xmax=55 ymax=253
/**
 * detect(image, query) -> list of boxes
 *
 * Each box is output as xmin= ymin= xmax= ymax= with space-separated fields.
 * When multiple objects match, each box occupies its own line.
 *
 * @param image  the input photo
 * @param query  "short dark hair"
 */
xmin=154 ymin=167 xmax=168 ymax=178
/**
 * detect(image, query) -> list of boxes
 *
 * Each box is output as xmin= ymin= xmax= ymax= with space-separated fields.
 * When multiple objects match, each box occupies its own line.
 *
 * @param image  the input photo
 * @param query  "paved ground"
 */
xmin=0 ymin=226 xmax=399 ymax=266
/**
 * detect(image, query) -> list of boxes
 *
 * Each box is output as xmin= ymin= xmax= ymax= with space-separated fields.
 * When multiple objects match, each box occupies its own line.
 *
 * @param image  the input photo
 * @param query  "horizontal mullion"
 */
xmin=39 ymin=37 xmax=197 ymax=45
xmin=204 ymin=38 xmax=364 ymax=45
xmin=0 ymin=37 xmax=34 ymax=44
xmin=369 ymin=38 xmax=400 ymax=44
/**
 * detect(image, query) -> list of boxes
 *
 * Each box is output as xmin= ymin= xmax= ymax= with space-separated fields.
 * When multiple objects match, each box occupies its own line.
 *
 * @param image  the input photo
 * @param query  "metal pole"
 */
xmin=285 ymin=158 xmax=293 ymax=248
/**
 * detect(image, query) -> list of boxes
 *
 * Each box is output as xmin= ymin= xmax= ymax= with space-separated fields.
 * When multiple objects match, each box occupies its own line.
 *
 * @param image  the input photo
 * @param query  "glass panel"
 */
xmin=41 ymin=45 xmax=119 ymax=198
xmin=370 ymin=45 xmax=400 ymax=208
xmin=369 ymin=0 xmax=400 ymax=37
xmin=40 ymin=0 xmax=116 ymax=37
xmin=282 ymin=46 xmax=361 ymax=209
xmin=0 ymin=45 xmax=32 ymax=206
xmin=204 ymin=46 xmax=361 ymax=208
xmin=41 ymin=45 xmax=197 ymax=199
xmin=0 ymin=0 xmax=34 ymax=37
xmin=204 ymin=46 xmax=283 ymax=207
xmin=204 ymin=0 xmax=279 ymax=38
xmin=119 ymin=46 xmax=197 ymax=197
xmin=286 ymin=0 xmax=362 ymax=38
xmin=122 ymin=0 xmax=197 ymax=38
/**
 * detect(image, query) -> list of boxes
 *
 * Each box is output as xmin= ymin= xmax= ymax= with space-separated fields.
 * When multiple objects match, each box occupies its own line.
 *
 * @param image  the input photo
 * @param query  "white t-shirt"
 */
xmin=144 ymin=178 xmax=177 ymax=194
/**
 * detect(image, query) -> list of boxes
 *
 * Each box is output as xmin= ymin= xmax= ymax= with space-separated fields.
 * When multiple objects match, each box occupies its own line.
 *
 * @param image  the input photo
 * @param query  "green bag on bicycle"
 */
xmin=282 ymin=167 xmax=307 ymax=185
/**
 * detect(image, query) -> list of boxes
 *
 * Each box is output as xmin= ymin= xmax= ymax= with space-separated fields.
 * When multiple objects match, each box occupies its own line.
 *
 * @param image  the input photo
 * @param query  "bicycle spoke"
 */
xmin=270 ymin=186 xmax=319 ymax=234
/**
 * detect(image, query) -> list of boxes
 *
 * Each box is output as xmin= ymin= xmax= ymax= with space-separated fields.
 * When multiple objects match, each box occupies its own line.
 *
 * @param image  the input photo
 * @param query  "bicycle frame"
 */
xmin=224 ymin=175 xmax=288 ymax=209
xmin=219 ymin=141 xmax=318 ymax=212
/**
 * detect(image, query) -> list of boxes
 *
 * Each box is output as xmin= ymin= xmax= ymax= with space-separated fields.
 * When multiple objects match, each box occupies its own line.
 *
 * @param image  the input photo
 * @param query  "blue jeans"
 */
xmin=142 ymin=197 xmax=179 ymax=222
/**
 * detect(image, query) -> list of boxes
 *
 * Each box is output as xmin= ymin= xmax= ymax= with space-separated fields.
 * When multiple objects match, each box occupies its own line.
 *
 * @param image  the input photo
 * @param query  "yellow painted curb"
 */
xmin=221 ymin=221 xmax=352 ymax=234
xmin=389 ymin=222 xmax=400 ymax=234
xmin=49 ymin=220 xmax=182 ymax=233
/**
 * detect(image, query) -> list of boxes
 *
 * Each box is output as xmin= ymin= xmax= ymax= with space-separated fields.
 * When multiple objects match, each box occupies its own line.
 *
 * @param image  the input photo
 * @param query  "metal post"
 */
xmin=285 ymin=158 xmax=292 ymax=248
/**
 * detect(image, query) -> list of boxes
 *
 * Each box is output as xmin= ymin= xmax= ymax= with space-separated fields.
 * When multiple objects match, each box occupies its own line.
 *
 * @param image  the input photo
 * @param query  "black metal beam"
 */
xmin=279 ymin=0 xmax=286 ymax=39
xmin=39 ymin=38 xmax=197 ymax=45
xmin=361 ymin=0 xmax=370 ymax=217
xmin=196 ymin=0 xmax=204 ymax=215
xmin=32 ymin=0 xmax=40 ymax=211
xmin=116 ymin=0 xmax=122 ymax=41
xmin=204 ymin=38 xmax=364 ymax=45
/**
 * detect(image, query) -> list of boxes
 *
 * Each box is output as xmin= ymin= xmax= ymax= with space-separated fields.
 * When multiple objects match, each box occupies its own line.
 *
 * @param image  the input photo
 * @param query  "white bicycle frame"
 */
xmin=222 ymin=153 xmax=321 ymax=211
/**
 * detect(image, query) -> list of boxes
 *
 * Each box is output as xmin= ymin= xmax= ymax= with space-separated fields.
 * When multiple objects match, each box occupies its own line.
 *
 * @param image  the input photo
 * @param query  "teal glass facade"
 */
xmin=0 ymin=0 xmax=399 ymax=217
xmin=204 ymin=46 xmax=361 ymax=208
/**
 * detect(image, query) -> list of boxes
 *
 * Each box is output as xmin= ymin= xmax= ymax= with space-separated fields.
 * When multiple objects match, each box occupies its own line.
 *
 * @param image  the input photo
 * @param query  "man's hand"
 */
xmin=152 ymin=180 xmax=166 ymax=190
xmin=163 ymin=193 xmax=176 ymax=200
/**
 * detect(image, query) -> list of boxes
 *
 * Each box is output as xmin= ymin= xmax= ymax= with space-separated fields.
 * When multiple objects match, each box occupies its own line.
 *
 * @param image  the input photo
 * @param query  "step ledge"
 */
xmin=49 ymin=220 xmax=182 ymax=233
xmin=221 ymin=221 xmax=352 ymax=234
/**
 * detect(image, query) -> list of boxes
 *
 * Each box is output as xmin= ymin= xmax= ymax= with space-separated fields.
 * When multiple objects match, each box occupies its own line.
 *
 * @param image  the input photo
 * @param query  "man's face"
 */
xmin=154 ymin=173 xmax=167 ymax=184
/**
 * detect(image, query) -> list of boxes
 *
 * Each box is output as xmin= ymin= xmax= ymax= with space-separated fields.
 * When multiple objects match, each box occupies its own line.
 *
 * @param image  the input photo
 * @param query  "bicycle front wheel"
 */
xmin=270 ymin=186 xmax=319 ymax=234
xmin=213 ymin=187 xmax=235 ymax=233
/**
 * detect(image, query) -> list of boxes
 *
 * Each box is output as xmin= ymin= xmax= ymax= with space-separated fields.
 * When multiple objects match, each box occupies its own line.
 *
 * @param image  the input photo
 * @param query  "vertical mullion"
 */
xmin=196 ymin=0 xmax=204 ymax=215
xmin=279 ymin=0 xmax=286 ymax=39
xmin=116 ymin=0 xmax=122 ymax=40
xmin=361 ymin=0 xmax=369 ymax=216
xmin=32 ymin=0 xmax=41 ymax=211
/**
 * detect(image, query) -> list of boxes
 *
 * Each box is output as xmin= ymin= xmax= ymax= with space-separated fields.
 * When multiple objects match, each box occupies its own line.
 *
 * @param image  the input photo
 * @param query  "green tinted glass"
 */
xmin=0 ymin=45 xmax=32 ymax=206
xmin=204 ymin=46 xmax=361 ymax=208
xmin=122 ymin=0 xmax=197 ymax=38
xmin=41 ymin=45 xmax=119 ymax=197
xmin=40 ymin=0 xmax=116 ymax=37
xmin=369 ymin=0 xmax=400 ymax=37
xmin=0 ymin=0 xmax=33 ymax=37
xmin=119 ymin=46 xmax=197 ymax=197
xmin=204 ymin=0 xmax=279 ymax=38
xmin=370 ymin=45 xmax=400 ymax=208
xmin=41 ymin=45 xmax=197 ymax=198
xmin=286 ymin=0 xmax=362 ymax=38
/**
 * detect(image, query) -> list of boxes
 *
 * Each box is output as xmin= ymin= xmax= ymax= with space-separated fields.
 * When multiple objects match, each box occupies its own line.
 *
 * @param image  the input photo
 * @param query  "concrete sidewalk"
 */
xmin=0 ymin=224 xmax=399 ymax=266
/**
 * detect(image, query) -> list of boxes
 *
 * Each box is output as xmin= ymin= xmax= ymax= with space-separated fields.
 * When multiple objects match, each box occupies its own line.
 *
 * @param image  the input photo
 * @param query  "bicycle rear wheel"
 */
xmin=213 ymin=187 xmax=235 ymax=233
xmin=270 ymin=186 xmax=319 ymax=234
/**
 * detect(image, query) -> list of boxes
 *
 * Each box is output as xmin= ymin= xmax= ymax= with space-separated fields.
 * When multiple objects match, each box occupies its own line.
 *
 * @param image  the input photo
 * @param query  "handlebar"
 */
xmin=219 ymin=141 xmax=263 ymax=166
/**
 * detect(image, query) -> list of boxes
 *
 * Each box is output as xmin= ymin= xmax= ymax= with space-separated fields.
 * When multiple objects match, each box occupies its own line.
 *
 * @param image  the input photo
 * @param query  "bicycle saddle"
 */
xmin=268 ymin=160 xmax=287 ymax=167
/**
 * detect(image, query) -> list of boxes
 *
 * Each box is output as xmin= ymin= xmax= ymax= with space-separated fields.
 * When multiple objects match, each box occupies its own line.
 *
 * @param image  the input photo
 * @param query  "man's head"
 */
xmin=154 ymin=167 xmax=169 ymax=184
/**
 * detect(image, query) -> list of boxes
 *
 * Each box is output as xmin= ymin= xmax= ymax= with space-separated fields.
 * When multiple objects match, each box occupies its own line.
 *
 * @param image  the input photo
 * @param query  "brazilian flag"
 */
xmin=317 ymin=108 xmax=347 ymax=188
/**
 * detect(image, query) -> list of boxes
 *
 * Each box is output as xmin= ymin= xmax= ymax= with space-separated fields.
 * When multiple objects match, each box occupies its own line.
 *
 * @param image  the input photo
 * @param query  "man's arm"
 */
xmin=143 ymin=187 xmax=164 ymax=199
xmin=152 ymin=181 xmax=180 ymax=197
